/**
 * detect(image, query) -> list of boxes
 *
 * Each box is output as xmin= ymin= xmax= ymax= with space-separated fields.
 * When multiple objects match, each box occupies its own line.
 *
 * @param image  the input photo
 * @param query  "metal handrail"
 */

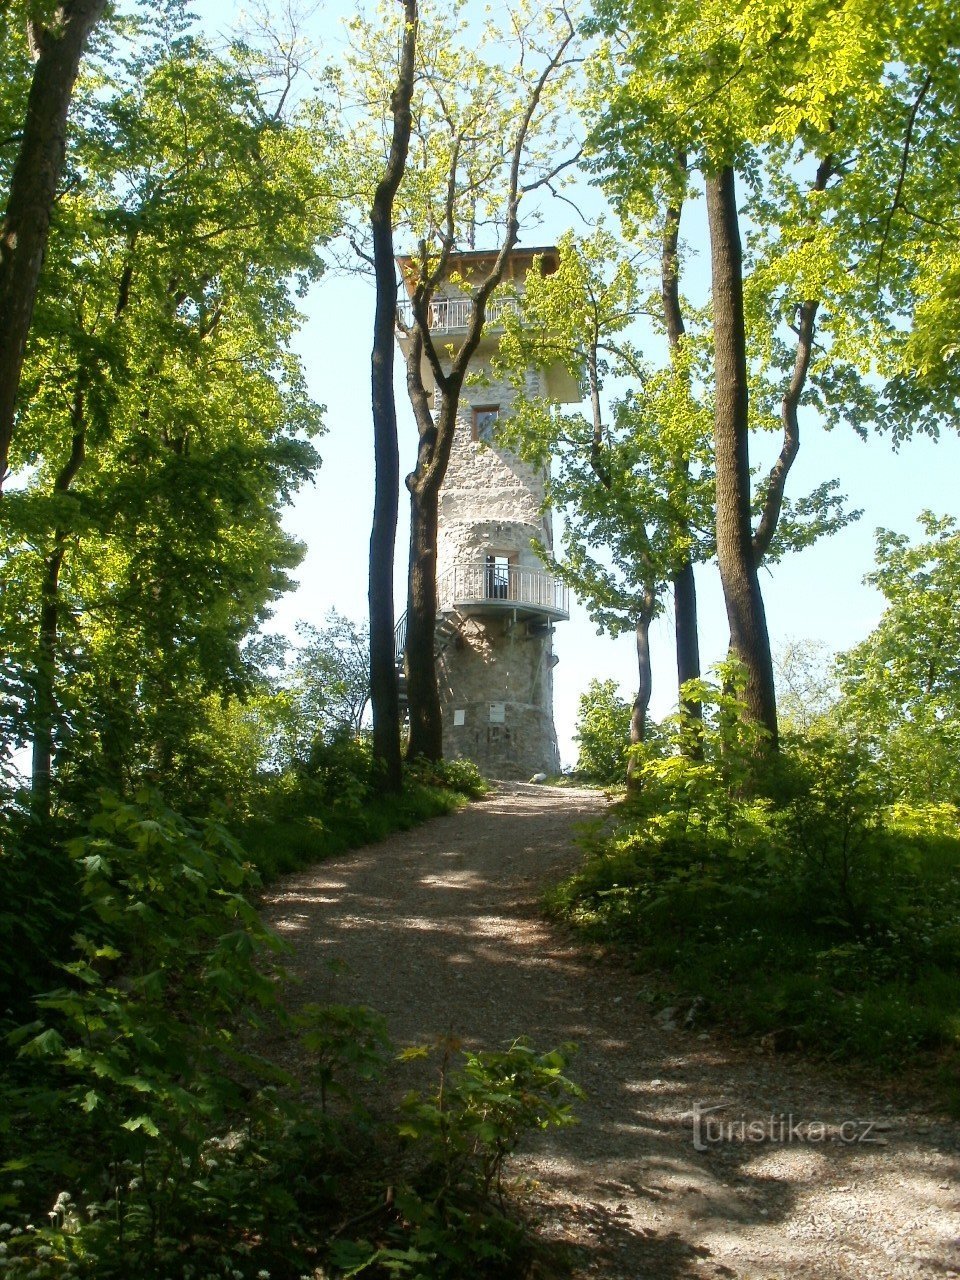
xmin=395 ymin=563 xmax=568 ymax=663
xmin=394 ymin=613 xmax=407 ymax=664
xmin=438 ymin=563 xmax=569 ymax=616
xmin=396 ymin=296 xmax=518 ymax=333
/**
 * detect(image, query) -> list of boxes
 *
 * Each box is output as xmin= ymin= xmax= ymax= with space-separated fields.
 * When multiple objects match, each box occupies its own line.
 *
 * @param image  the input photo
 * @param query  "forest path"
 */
xmin=263 ymin=782 xmax=959 ymax=1280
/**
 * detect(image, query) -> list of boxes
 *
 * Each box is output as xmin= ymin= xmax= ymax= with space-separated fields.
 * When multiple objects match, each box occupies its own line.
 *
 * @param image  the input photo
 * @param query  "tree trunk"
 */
xmin=672 ymin=557 xmax=701 ymax=696
xmin=0 ymin=0 xmax=108 ymax=492
xmin=30 ymin=394 xmax=85 ymax=820
xmin=403 ymin=333 xmax=456 ymax=761
xmin=706 ymin=166 xmax=778 ymax=746
xmin=625 ymin=592 xmax=655 ymax=788
xmin=367 ymin=0 xmax=417 ymax=791
xmin=660 ymin=185 xmax=703 ymax=728
xmin=405 ymin=472 xmax=443 ymax=760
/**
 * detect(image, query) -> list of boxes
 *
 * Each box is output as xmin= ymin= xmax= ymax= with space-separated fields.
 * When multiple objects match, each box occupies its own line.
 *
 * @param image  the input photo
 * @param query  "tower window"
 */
xmin=472 ymin=405 xmax=500 ymax=443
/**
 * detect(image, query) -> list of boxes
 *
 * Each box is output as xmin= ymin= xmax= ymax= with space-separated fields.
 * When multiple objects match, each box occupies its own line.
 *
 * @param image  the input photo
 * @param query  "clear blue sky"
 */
xmin=195 ymin=0 xmax=960 ymax=764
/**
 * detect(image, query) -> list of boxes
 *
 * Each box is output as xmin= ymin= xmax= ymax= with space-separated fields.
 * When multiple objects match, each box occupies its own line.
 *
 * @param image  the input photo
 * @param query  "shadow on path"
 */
xmin=264 ymin=783 xmax=960 ymax=1280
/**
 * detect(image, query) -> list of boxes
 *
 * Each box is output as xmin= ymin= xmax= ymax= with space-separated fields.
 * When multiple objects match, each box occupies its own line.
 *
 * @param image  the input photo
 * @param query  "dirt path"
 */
xmin=263 ymin=782 xmax=959 ymax=1279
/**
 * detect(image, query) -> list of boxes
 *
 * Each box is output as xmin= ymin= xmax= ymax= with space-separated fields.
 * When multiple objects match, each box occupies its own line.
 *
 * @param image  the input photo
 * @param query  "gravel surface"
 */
xmin=263 ymin=782 xmax=960 ymax=1279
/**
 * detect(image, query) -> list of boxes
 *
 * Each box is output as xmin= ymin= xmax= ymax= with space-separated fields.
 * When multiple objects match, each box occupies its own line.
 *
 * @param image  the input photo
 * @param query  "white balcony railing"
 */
xmin=438 ymin=563 xmax=569 ymax=619
xmin=396 ymin=296 xmax=518 ymax=334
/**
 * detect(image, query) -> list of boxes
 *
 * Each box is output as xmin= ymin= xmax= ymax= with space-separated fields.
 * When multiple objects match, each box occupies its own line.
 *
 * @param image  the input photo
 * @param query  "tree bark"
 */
xmin=625 ymin=591 xmax=655 ymax=787
xmin=368 ymin=0 xmax=417 ymax=791
xmin=31 ymin=387 xmax=85 ymax=820
xmin=403 ymin=336 xmax=462 ymax=761
xmin=0 ymin=0 xmax=108 ymax=492
xmin=661 ymin=183 xmax=703 ymax=727
xmin=706 ymin=166 xmax=778 ymax=746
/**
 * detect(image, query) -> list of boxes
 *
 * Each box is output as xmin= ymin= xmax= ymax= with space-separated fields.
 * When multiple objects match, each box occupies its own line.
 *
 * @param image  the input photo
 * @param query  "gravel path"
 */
xmin=263 ymin=782 xmax=960 ymax=1279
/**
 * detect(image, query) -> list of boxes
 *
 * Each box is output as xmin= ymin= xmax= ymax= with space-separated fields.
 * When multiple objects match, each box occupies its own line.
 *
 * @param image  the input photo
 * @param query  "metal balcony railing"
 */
xmin=439 ymin=563 xmax=569 ymax=619
xmin=394 ymin=563 xmax=569 ymax=664
xmin=396 ymin=296 xmax=518 ymax=334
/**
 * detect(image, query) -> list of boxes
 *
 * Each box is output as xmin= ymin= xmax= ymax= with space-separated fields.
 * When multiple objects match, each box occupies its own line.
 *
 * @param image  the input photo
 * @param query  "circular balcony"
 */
xmin=438 ymin=562 xmax=569 ymax=622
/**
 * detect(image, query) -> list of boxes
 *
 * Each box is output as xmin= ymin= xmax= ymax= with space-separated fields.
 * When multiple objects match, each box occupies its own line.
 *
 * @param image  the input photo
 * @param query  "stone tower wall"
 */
xmin=436 ymin=360 xmax=561 ymax=778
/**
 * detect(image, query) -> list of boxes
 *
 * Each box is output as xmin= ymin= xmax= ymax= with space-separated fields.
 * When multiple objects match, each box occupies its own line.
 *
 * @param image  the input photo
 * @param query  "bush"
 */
xmin=239 ymin=738 xmax=487 ymax=881
xmin=329 ymin=1039 xmax=582 ymax=1279
xmin=0 ymin=791 xmax=328 ymax=1279
xmin=548 ymin=671 xmax=960 ymax=1073
xmin=573 ymin=678 xmax=633 ymax=784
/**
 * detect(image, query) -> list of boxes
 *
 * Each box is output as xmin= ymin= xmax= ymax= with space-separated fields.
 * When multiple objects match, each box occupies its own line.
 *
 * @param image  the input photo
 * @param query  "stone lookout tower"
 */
xmin=396 ymin=247 xmax=579 ymax=778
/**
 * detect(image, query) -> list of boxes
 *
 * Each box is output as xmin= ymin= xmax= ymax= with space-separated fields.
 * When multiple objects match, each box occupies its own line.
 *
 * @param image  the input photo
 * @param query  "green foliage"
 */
xmin=573 ymin=678 xmax=633 ymax=784
xmin=0 ymin=807 xmax=80 ymax=1024
xmin=774 ymin=637 xmax=840 ymax=734
xmin=586 ymin=0 xmax=960 ymax=442
xmin=240 ymin=740 xmax=486 ymax=882
xmin=838 ymin=513 xmax=960 ymax=805
xmin=0 ymin=791 xmax=317 ymax=1279
xmin=550 ymin=679 xmax=960 ymax=1073
xmin=330 ymin=1038 xmax=582 ymax=1279
xmin=0 ymin=13 xmax=337 ymax=817
xmin=300 ymin=1003 xmax=393 ymax=1116
xmin=285 ymin=612 xmax=372 ymax=754
xmin=494 ymin=229 xmax=714 ymax=644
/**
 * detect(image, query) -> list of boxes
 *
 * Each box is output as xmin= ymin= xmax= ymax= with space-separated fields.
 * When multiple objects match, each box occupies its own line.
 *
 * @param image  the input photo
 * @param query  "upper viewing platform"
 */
xmin=394 ymin=245 xmax=581 ymax=403
xmin=396 ymin=295 xmax=518 ymax=333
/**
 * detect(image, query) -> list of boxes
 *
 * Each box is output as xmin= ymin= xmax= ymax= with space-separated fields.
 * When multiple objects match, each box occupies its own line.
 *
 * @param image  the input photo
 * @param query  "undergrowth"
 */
xmin=548 ymin=666 xmax=960 ymax=1085
xmin=0 ymin=779 xmax=579 ymax=1280
xmin=238 ymin=739 xmax=487 ymax=881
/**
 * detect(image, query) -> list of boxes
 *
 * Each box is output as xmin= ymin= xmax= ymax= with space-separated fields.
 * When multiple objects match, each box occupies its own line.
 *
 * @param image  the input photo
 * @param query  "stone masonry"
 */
xmin=397 ymin=248 xmax=577 ymax=779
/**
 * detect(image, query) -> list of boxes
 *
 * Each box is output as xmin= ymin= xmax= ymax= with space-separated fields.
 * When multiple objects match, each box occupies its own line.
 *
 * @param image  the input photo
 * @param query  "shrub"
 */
xmin=573 ymin=678 xmax=633 ymax=784
xmin=329 ymin=1038 xmax=582 ymax=1278
xmin=0 ymin=791 xmax=322 ymax=1279
xmin=549 ymin=671 xmax=960 ymax=1072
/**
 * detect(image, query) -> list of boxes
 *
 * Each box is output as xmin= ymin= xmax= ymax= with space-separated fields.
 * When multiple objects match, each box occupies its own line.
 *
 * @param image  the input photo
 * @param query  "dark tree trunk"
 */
xmin=368 ymin=0 xmax=417 ymax=791
xmin=404 ymin=476 xmax=443 ymax=760
xmin=0 ymin=0 xmax=108 ymax=492
xmin=672 ymin=557 xmax=701 ymax=694
xmin=31 ymin=392 xmax=85 ymax=820
xmin=625 ymin=592 xmax=656 ymax=788
xmin=705 ymin=167 xmax=778 ymax=746
xmin=661 ymin=183 xmax=703 ymax=729
xmin=403 ymin=328 xmax=459 ymax=761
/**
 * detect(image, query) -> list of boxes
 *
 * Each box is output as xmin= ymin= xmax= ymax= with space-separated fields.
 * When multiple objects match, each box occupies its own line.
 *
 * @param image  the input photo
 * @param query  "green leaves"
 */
xmin=837 ymin=514 xmax=960 ymax=805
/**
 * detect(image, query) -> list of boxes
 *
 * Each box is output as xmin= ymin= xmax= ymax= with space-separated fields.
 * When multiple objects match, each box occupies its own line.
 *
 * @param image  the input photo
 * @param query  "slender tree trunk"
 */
xmin=404 ymin=334 xmax=458 ymax=761
xmin=706 ymin=166 xmax=778 ymax=746
xmin=31 ymin=392 xmax=85 ymax=820
xmin=672 ymin=558 xmax=701 ymax=691
xmin=0 ymin=0 xmax=108 ymax=492
xmin=661 ymin=182 xmax=703 ymax=729
xmin=625 ymin=592 xmax=656 ymax=788
xmin=405 ymin=476 xmax=443 ymax=760
xmin=368 ymin=0 xmax=417 ymax=791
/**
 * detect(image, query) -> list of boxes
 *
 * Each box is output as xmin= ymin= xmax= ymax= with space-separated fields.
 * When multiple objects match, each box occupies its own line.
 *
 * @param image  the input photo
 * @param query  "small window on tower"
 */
xmin=472 ymin=405 xmax=500 ymax=443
